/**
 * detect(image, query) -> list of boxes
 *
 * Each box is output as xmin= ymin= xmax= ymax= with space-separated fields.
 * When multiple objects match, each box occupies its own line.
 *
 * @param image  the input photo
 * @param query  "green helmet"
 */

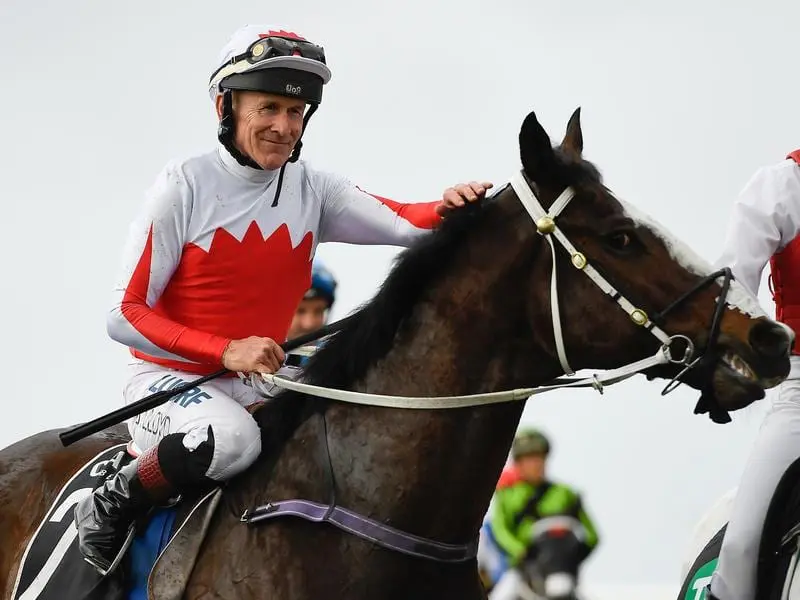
xmin=512 ymin=428 xmax=551 ymax=459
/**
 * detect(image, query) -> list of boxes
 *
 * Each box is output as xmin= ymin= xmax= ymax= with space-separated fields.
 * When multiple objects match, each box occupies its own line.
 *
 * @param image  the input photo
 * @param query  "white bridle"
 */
xmin=247 ymin=171 xmax=696 ymax=408
xmin=510 ymin=171 xmax=674 ymax=375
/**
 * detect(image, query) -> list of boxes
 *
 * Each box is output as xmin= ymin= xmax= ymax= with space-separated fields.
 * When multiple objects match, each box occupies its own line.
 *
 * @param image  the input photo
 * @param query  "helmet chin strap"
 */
xmin=216 ymin=90 xmax=319 ymax=207
xmin=217 ymin=90 xmax=262 ymax=170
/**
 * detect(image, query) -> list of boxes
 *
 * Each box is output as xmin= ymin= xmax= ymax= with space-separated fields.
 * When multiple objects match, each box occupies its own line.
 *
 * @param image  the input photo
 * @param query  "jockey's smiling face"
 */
xmin=216 ymin=90 xmax=306 ymax=170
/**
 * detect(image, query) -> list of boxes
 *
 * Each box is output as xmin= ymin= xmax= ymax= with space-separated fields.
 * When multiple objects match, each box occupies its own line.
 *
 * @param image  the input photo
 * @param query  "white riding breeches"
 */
xmin=711 ymin=358 xmax=800 ymax=600
xmin=124 ymin=360 xmax=264 ymax=482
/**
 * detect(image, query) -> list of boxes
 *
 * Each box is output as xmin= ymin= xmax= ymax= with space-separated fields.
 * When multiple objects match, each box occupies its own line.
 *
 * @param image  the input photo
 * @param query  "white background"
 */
xmin=1 ymin=0 xmax=798 ymax=595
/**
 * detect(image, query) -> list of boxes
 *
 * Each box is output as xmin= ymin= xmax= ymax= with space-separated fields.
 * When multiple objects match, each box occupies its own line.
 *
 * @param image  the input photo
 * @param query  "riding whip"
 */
xmin=58 ymin=315 xmax=355 ymax=447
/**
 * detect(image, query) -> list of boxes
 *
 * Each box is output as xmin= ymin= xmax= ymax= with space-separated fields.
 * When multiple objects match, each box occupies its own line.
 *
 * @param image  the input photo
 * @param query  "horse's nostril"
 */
xmin=749 ymin=321 xmax=793 ymax=358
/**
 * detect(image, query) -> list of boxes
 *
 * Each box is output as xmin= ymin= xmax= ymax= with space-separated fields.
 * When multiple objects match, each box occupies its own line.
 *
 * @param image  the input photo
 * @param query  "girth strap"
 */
xmin=240 ymin=499 xmax=479 ymax=563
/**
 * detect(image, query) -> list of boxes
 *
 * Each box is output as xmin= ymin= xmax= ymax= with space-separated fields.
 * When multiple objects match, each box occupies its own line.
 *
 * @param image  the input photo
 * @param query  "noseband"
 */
xmin=509 ymin=170 xmax=734 ymax=394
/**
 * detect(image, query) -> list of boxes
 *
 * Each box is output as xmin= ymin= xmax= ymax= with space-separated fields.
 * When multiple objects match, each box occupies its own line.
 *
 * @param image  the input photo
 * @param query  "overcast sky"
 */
xmin=1 ymin=0 xmax=798 ymax=594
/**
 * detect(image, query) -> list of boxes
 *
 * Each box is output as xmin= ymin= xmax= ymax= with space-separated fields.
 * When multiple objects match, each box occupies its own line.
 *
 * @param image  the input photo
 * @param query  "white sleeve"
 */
xmin=714 ymin=160 xmax=800 ymax=296
xmin=307 ymin=169 xmax=441 ymax=246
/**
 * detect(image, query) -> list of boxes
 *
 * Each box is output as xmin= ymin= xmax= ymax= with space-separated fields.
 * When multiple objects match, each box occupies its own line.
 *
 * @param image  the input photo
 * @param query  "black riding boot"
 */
xmin=74 ymin=446 xmax=174 ymax=576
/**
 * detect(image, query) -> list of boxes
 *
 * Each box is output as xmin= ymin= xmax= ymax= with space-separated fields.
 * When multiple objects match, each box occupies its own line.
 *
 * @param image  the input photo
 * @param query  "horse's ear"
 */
xmin=560 ymin=107 xmax=583 ymax=158
xmin=519 ymin=110 xmax=557 ymax=182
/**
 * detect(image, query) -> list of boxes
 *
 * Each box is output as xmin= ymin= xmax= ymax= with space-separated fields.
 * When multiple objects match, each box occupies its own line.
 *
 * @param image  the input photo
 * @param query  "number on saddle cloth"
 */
xmin=8 ymin=444 xmax=203 ymax=600
xmin=10 ymin=444 xmax=133 ymax=600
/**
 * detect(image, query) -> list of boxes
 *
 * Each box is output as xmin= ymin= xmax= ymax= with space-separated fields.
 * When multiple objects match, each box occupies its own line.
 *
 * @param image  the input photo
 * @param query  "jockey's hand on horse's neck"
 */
xmin=222 ymin=336 xmax=285 ymax=374
xmin=435 ymin=181 xmax=493 ymax=217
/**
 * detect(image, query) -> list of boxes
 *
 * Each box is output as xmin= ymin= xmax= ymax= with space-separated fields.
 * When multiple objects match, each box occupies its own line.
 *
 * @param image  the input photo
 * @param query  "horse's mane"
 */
xmin=298 ymin=196 xmax=499 ymax=393
xmin=292 ymin=149 xmax=602 ymax=394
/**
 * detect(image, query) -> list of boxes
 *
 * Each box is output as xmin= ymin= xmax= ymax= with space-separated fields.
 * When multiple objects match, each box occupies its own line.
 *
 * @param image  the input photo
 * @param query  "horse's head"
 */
xmin=511 ymin=108 xmax=792 ymax=417
xmin=521 ymin=516 xmax=586 ymax=599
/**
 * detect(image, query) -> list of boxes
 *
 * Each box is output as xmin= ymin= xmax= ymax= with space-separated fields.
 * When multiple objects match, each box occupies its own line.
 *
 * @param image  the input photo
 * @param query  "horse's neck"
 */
xmin=331 ymin=246 xmax=562 ymax=545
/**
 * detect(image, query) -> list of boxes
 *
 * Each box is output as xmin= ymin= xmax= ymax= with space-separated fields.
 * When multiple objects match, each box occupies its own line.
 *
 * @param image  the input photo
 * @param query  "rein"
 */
xmin=253 ymin=347 xmax=673 ymax=409
xmin=242 ymin=172 xmax=736 ymax=563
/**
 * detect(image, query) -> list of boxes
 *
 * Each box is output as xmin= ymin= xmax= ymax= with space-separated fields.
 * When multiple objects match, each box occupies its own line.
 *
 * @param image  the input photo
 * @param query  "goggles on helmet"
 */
xmin=209 ymin=35 xmax=327 ymax=91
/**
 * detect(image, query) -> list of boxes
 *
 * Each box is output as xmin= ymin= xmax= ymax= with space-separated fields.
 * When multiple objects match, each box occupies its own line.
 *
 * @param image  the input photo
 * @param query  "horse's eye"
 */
xmin=611 ymin=233 xmax=630 ymax=247
xmin=605 ymin=231 xmax=638 ymax=253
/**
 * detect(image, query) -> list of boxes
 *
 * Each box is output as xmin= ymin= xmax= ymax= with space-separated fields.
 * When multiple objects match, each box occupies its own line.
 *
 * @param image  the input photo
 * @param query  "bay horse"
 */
xmin=0 ymin=107 xmax=793 ymax=600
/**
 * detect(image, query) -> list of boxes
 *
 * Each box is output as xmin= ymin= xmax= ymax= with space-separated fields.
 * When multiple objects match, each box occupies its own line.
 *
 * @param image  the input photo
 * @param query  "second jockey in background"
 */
xmin=486 ymin=429 xmax=599 ymax=600
xmin=74 ymin=23 xmax=492 ymax=575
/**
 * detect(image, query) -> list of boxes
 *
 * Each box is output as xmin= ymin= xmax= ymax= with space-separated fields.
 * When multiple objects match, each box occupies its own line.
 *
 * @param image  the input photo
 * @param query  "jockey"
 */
xmin=487 ymin=429 xmax=599 ymax=600
xmin=74 ymin=23 xmax=493 ymax=575
xmin=707 ymin=151 xmax=800 ymax=600
xmin=287 ymin=258 xmax=337 ymax=343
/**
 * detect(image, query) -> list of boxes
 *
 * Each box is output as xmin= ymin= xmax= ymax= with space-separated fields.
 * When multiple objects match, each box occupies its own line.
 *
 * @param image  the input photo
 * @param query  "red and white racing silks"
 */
xmin=716 ymin=151 xmax=800 ymax=299
xmin=108 ymin=143 xmax=441 ymax=374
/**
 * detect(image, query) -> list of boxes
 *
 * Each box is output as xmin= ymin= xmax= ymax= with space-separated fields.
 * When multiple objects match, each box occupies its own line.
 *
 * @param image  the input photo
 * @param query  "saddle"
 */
xmin=10 ymin=442 xmax=221 ymax=600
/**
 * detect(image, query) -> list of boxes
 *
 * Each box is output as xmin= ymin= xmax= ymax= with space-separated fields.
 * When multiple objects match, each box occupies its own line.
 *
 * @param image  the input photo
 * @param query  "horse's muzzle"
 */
xmin=707 ymin=320 xmax=794 ymax=413
xmin=749 ymin=320 xmax=794 ymax=361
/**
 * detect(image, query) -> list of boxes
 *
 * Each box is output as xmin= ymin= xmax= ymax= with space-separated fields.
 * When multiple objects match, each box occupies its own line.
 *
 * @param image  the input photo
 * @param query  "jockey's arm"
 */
xmin=572 ymin=492 xmax=599 ymax=558
xmin=714 ymin=159 xmax=800 ymax=296
xmin=106 ymin=162 xmax=231 ymax=365
xmin=312 ymin=170 xmax=442 ymax=246
xmin=488 ymin=488 xmax=528 ymax=566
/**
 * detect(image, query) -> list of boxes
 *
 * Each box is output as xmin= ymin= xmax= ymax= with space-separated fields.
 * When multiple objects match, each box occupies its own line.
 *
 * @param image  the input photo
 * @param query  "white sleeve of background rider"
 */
xmin=308 ymin=169 xmax=442 ymax=246
xmin=714 ymin=159 xmax=800 ymax=296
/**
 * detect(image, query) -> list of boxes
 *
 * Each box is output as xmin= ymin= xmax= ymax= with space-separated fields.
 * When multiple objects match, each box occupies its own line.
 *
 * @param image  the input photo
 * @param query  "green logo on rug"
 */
xmin=684 ymin=558 xmax=717 ymax=600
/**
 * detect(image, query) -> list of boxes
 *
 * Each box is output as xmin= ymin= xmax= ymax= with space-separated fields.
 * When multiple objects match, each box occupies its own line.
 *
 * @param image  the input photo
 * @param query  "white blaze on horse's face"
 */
xmin=618 ymin=199 xmax=767 ymax=319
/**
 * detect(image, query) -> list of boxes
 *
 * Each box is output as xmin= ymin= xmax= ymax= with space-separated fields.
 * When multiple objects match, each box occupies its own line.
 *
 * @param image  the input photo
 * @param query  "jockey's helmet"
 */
xmin=512 ymin=428 xmax=551 ymax=459
xmin=305 ymin=260 xmax=337 ymax=309
xmin=208 ymin=24 xmax=331 ymax=105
